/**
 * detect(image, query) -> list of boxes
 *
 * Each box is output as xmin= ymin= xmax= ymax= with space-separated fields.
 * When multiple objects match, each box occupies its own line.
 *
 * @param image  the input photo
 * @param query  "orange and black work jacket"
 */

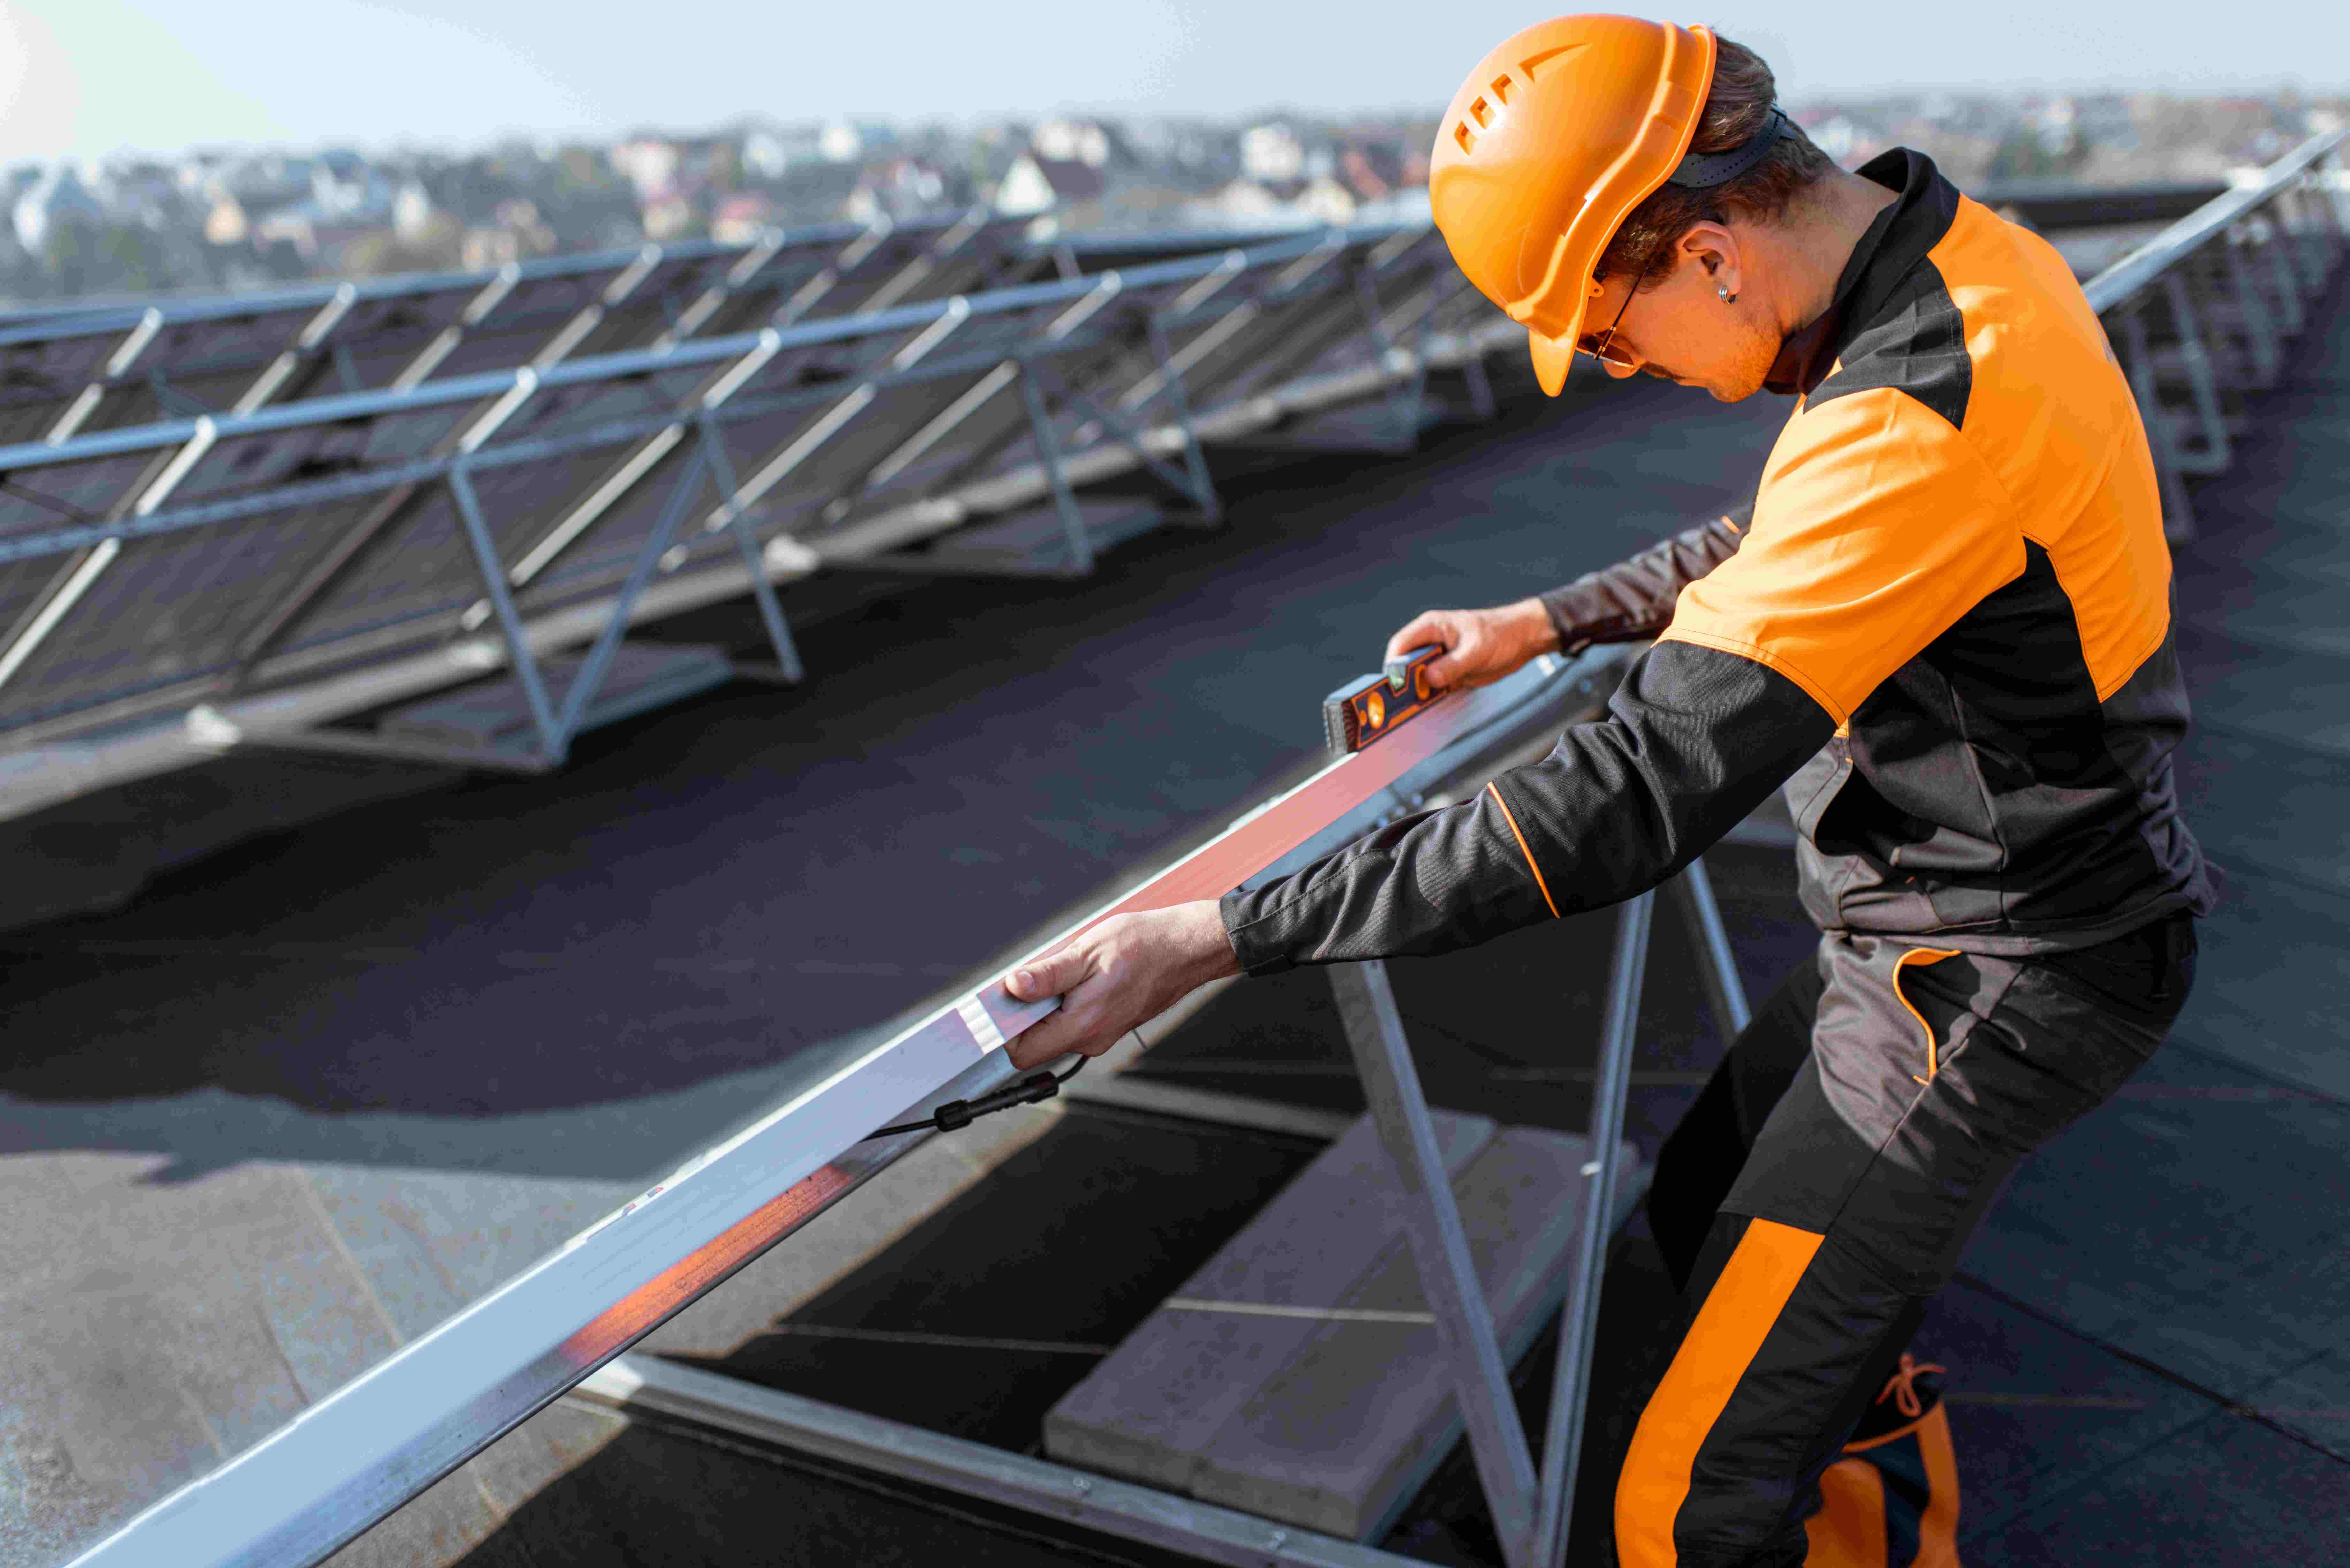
xmin=1221 ymin=150 xmax=2215 ymax=971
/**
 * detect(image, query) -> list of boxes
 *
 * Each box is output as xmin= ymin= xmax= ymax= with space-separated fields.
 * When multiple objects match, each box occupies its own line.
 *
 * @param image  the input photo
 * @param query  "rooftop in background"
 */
xmin=2 ymin=88 xmax=2341 ymax=310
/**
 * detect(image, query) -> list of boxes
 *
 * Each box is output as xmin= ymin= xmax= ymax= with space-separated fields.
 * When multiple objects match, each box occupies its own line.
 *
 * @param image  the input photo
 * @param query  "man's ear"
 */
xmin=1679 ymin=222 xmax=1742 ymax=301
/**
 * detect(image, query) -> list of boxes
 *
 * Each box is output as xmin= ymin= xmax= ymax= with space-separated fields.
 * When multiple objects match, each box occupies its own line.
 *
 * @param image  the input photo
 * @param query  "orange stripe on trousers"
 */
xmin=1616 ymin=1217 xmax=1827 ymax=1567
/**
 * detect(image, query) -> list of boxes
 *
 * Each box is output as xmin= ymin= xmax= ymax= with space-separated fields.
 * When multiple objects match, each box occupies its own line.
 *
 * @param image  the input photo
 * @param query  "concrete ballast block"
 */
xmin=1046 ymin=1113 xmax=1646 ymax=1542
xmin=1043 ymin=1110 xmax=1496 ymax=1492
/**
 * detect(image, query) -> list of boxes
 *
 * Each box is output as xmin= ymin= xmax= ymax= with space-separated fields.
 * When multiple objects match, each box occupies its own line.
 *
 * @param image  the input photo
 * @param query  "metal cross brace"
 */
xmin=2220 ymin=231 xmax=2282 ymax=387
xmin=2261 ymin=198 xmax=2309 ymax=335
xmin=1012 ymin=355 xmax=1097 ymax=575
xmin=1022 ymin=347 xmax=1221 ymax=521
xmin=1145 ymin=310 xmax=1223 ymax=524
xmin=445 ymin=434 xmax=720 ymax=767
xmin=2161 ymin=271 xmax=2231 ymax=473
xmin=2115 ymin=298 xmax=2197 ymax=540
xmin=693 ymin=414 xmax=804 ymax=683
xmin=1326 ymin=860 xmax=1751 ymax=1568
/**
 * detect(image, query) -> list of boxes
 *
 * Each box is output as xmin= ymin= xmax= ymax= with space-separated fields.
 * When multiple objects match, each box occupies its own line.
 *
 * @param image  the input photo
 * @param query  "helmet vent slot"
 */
xmin=1468 ymin=97 xmax=1494 ymax=129
xmin=1519 ymin=42 xmax=1583 ymax=80
xmin=1453 ymin=123 xmax=1475 ymax=155
xmin=1490 ymin=75 xmax=1514 ymax=105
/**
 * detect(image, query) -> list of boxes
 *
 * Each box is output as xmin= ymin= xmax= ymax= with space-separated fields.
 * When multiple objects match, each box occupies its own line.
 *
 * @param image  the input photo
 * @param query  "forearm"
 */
xmin=1538 ymin=506 xmax=1750 ymax=654
xmin=1219 ymin=638 xmax=1829 ymax=974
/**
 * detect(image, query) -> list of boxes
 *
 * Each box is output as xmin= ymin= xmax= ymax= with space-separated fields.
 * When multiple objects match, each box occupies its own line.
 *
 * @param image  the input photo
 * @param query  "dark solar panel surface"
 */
xmin=0 ymin=213 xmax=1040 ymax=456
xmin=0 ymin=321 xmax=134 ymax=444
xmin=0 ymin=225 xmax=1485 ymax=743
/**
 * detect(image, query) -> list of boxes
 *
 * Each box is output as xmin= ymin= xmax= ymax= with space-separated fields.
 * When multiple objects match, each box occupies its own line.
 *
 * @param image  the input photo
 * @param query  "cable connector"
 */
xmin=863 ymin=1055 xmax=1086 ymax=1140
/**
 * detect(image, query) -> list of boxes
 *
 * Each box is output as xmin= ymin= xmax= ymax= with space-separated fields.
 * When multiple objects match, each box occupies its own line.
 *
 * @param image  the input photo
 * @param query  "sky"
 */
xmin=1 ymin=0 xmax=2346 ymax=164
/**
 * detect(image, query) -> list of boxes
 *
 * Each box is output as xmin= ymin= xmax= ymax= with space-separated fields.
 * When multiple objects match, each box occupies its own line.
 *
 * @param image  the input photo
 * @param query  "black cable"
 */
xmin=859 ymin=1028 xmax=1145 ymax=1141
xmin=861 ymin=1054 xmax=1087 ymax=1140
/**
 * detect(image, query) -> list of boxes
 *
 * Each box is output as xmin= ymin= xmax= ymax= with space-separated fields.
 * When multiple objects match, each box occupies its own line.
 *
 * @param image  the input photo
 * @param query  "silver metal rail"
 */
xmin=2081 ymin=126 xmax=2349 ymax=537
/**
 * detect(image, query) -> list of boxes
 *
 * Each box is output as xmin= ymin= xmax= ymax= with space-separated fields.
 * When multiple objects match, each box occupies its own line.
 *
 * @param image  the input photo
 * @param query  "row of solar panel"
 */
xmin=0 ymin=222 xmax=1488 ymax=748
xmin=0 ymin=210 xmax=1054 ymax=450
xmin=0 ymin=172 xmax=2231 ymax=464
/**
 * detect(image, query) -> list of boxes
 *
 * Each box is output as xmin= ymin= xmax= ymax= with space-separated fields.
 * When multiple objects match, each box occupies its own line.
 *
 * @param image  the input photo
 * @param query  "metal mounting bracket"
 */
xmin=1025 ymin=348 xmax=1220 ymax=523
xmin=441 ymin=436 xmax=720 ymax=768
xmin=694 ymin=414 xmax=804 ymax=683
xmin=1327 ymin=861 xmax=1750 ymax=1567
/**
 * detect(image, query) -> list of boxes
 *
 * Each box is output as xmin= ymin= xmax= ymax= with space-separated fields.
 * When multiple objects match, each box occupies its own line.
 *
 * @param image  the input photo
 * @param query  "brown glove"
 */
xmin=1536 ymin=505 xmax=1750 ymax=655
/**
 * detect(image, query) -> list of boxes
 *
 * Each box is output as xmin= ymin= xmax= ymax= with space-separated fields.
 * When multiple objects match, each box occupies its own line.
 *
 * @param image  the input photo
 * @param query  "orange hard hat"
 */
xmin=1429 ymin=15 xmax=1717 ymax=395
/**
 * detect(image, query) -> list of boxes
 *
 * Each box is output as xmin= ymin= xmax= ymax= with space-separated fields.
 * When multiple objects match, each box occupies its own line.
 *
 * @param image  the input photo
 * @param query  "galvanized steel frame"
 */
xmin=0 ymin=224 xmax=1486 ymax=755
xmin=2083 ymin=126 xmax=2350 ymax=537
xmin=0 ymin=315 xmax=1518 ymax=825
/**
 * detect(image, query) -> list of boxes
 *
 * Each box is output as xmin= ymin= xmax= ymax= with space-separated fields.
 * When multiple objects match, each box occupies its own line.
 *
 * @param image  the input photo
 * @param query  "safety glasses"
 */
xmin=1576 ymin=275 xmax=1641 ymax=371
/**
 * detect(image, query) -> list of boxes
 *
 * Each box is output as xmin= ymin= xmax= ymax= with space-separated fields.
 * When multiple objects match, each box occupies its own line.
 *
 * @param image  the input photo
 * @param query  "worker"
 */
xmin=1006 ymin=15 xmax=2211 ymax=1566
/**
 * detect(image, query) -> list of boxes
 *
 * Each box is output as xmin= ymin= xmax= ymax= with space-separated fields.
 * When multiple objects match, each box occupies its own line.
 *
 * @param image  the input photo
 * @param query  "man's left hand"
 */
xmin=1001 ymin=900 xmax=1242 ymax=1069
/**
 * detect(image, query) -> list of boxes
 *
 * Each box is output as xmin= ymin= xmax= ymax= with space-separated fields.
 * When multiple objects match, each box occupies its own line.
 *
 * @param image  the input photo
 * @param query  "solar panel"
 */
xmin=367 ymin=230 xmax=1464 ymax=631
xmin=0 ymin=308 xmax=161 ymax=446
xmin=0 ymin=222 xmax=1496 ymax=754
xmin=881 ymin=239 xmax=1370 ymax=497
xmin=0 ymin=430 xmax=177 ymax=546
xmin=0 ymin=212 xmax=1052 ymax=462
xmin=79 ymin=294 xmax=372 ymax=433
xmin=1163 ymin=233 xmax=1440 ymax=414
xmin=260 ymin=284 xmax=484 ymax=406
xmin=0 ymin=503 xmax=333 ymax=727
xmin=521 ymin=247 xmax=745 ymax=363
xmin=496 ymin=260 xmax=1223 ymax=594
xmin=826 ymin=319 xmax=1187 ymax=527
xmin=289 ymin=362 xmax=758 ymax=649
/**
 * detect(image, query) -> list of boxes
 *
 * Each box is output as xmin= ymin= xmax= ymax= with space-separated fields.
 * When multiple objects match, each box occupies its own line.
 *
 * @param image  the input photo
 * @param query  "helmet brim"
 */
xmin=1528 ymin=327 xmax=1571 ymax=397
xmin=1530 ymin=269 xmax=1605 ymax=396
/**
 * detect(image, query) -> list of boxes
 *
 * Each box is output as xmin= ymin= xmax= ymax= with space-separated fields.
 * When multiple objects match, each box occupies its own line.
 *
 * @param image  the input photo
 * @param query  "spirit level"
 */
xmin=1323 ymin=644 xmax=1444 ymax=757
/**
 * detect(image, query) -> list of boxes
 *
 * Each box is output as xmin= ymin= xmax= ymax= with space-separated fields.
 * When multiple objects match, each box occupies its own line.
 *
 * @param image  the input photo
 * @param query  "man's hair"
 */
xmin=1595 ymin=35 xmax=1835 ymax=288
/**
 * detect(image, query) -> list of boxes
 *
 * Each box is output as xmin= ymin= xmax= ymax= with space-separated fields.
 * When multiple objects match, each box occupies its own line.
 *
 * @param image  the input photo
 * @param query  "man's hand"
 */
xmin=1385 ymin=599 xmax=1559 ymax=692
xmin=1001 ymin=900 xmax=1242 ymax=1069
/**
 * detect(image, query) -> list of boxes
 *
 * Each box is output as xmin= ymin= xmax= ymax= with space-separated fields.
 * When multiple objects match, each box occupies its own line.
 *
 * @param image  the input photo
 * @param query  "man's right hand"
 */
xmin=1384 ymin=599 xmax=1561 ymax=692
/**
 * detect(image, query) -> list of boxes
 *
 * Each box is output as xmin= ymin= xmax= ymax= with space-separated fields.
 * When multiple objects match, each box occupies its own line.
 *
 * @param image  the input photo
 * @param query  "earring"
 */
xmin=1717 ymin=283 xmax=1737 ymax=304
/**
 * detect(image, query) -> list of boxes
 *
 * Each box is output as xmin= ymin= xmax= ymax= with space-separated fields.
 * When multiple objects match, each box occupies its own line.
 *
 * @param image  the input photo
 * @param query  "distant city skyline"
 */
xmin=2 ymin=1 xmax=2346 ymax=165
